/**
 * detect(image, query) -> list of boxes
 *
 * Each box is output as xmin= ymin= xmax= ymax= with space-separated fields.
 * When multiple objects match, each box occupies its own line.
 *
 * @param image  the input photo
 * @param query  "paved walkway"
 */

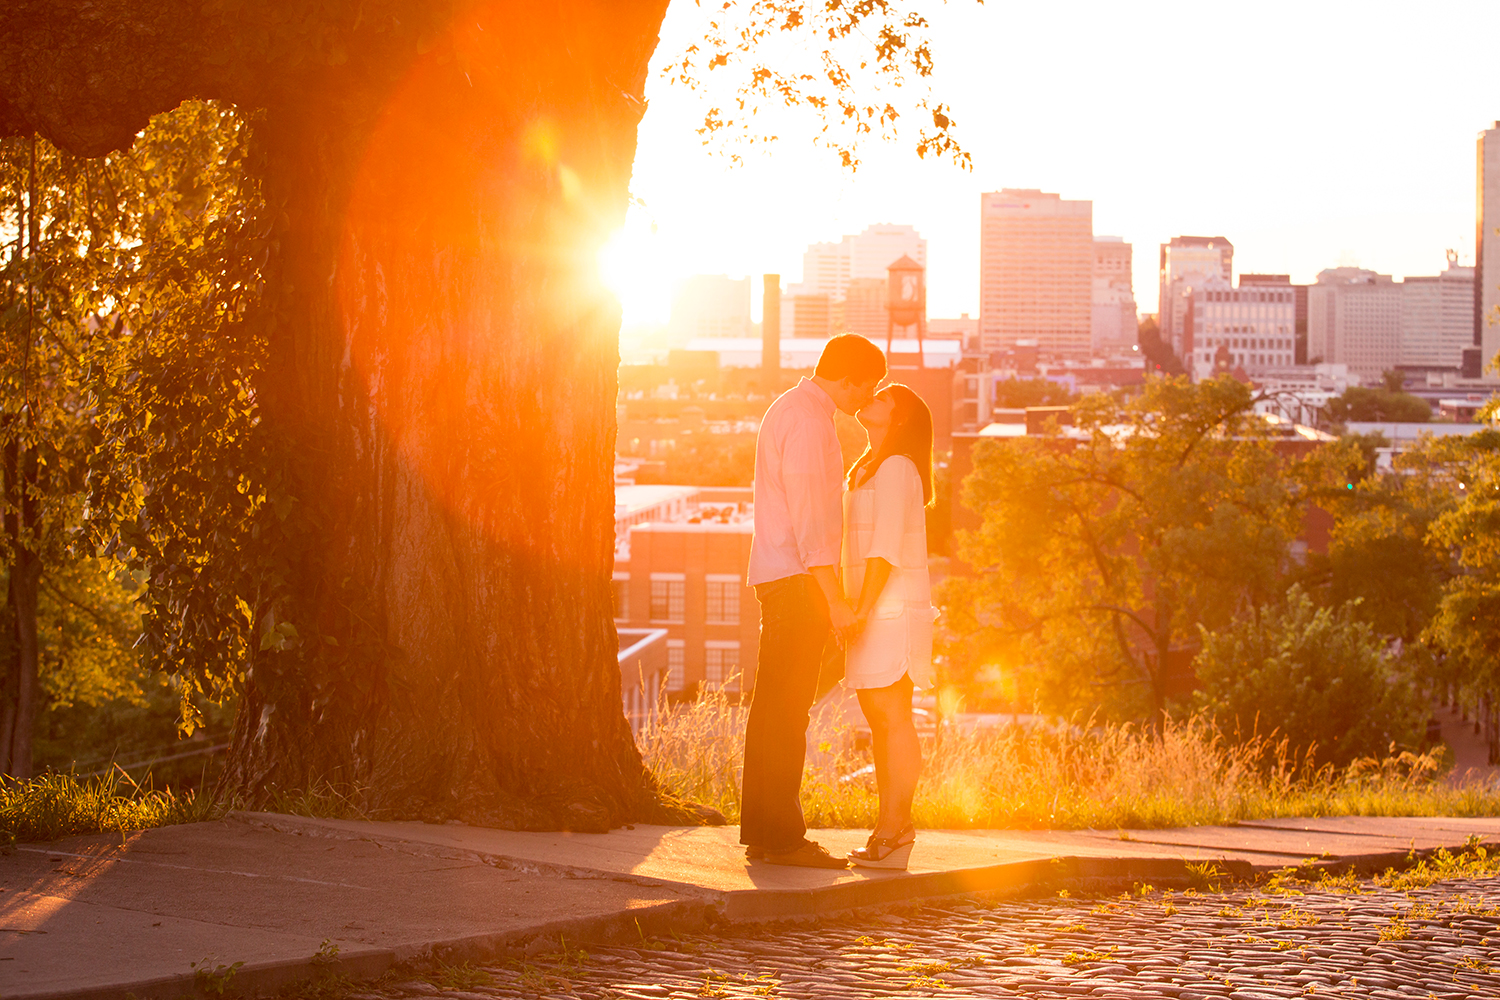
xmin=1433 ymin=703 xmax=1500 ymax=785
xmin=2 ymin=813 xmax=1497 ymax=999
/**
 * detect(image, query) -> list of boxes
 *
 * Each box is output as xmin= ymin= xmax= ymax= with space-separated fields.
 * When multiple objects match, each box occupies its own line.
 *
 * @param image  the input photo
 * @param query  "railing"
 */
xmin=617 ymin=627 xmax=670 ymax=738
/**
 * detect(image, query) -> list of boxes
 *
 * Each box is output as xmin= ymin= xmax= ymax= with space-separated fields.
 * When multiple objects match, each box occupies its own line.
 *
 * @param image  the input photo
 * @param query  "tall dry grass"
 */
xmin=638 ymin=686 xmax=1500 ymax=830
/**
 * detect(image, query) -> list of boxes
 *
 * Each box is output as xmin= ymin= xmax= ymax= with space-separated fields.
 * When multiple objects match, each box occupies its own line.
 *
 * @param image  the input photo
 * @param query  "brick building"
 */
xmin=613 ymin=486 xmax=758 ymax=697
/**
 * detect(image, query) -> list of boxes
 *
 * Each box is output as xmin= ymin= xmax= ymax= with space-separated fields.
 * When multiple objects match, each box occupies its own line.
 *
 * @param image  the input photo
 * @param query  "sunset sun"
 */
xmin=599 ymin=205 xmax=674 ymax=328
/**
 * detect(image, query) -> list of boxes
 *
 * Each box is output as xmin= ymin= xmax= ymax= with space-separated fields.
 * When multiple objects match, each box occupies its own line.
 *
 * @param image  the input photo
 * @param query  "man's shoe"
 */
xmin=745 ymin=845 xmax=766 ymax=861
xmin=764 ymin=839 xmax=849 ymax=869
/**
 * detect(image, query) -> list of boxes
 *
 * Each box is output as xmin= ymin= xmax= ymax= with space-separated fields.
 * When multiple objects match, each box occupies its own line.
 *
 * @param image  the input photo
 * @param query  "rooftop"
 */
xmin=972 ymin=412 xmax=1332 ymax=443
xmin=630 ymin=518 xmax=753 ymax=534
xmin=614 ymin=485 xmax=754 ymax=559
xmin=1344 ymin=421 xmax=1493 ymax=442
xmin=615 ymin=485 xmax=700 ymax=519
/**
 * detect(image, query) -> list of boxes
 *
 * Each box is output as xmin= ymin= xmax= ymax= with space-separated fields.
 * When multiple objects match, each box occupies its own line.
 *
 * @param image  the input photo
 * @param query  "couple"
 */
xmin=742 ymin=333 xmax=935 ymax=871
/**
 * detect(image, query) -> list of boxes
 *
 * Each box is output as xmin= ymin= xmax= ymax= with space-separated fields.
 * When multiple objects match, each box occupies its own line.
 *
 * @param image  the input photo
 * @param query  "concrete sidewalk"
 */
xmin=3 ymin=813 xmax=1498 ymax=1000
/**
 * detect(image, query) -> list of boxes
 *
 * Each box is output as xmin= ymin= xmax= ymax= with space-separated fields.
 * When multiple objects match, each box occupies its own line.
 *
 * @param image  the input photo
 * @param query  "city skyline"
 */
xmin=602 ymin=0 xmax=1500 ymax=332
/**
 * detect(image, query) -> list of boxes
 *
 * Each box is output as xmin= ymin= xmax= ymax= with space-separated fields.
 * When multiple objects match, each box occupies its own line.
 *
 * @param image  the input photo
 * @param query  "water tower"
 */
xmin=886 ymin=255 xmax=926 ymax=363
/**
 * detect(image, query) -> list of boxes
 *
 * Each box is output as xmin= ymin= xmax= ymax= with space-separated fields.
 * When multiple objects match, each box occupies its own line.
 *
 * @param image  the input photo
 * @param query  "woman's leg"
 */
xmin=856 ymin=687 xmax=891 ymax=831
xmin=857 ymin=675 xmax=920 ymax=837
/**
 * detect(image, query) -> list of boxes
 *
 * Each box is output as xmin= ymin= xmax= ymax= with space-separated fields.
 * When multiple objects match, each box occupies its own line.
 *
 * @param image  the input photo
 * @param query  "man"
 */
xmin=742 ymin=333 xmax=887 ymax=868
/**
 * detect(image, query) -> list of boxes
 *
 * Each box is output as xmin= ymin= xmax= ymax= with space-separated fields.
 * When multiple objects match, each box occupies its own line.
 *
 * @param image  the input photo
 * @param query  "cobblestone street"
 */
xmin=369 ymin=867 xmax=1500 ymax=1000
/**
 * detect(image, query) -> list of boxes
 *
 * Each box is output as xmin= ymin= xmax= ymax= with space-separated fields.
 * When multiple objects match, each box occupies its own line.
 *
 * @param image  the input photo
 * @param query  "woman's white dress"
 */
xmin=840 ymin=455 xmax=936 ymax=690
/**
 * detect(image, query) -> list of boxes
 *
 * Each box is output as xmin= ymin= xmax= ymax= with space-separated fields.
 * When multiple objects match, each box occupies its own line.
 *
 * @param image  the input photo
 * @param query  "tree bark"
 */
xmin=0 ymin=438 xmax=40 ymax=780
xmin=0 ymin=0 xmax=682 ymax=828
xmin=0 ymin=136 xmax=41 ymax=781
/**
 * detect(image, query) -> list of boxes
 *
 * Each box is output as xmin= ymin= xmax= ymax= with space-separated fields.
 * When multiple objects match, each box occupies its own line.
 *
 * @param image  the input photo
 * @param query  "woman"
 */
xmin=840 ymin=383 xmax=936 ymax=870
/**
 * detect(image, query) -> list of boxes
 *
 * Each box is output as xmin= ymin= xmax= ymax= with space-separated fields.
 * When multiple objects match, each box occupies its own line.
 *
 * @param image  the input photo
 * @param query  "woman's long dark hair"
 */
xmin=847 ymin=383 xmax=935 ymax=507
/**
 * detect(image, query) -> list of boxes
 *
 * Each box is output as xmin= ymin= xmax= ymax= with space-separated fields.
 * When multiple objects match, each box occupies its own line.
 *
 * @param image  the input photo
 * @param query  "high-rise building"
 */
xmin=841 ymin=277 xmax=888 ymax=339
xmin=850 ymin=225 xmax=928 ymax=283
xmin=978 ymin=189 xmax=1093 ymax=357
xmin=762 ymin=273 xmax=781 ymax=381
xmin=1307 ymin=268 xmax=1402 ymax=381
xmin=1091 ymin=236 xmax=1137 ymax=356
xmin=928 ymin=313 xmax=980 ymax=343
xmin=1158 ymin=237 xmax=1234 ymax=359
xmin=1473 ymin=123 xmax=1500 ymax=380
xmin=1186 ymin=274 xmax=1297 ymax=380
xmin=1401 ymin=252 xmax=1475 ymax=370
xmin=779 ymin=291 xmax=832 ymax=339
xmin=797 ymin=224 xmax=927 ymax=304
xmin=1293 ymin=282 xmax=1310 ymax=364
xmin=1242 ymin=274 xmax=1309 ymax=363
xmin=668 ymin=274 xmax=751 ymax=341
xmin=800 ymin=242 xmax=850 ymax=301
xmin=1300 ymin=257 xmax=1475 ymax=382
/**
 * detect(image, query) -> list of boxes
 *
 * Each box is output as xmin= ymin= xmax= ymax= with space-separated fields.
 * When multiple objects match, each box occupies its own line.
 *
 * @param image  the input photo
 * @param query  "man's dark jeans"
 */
xmin=740 ymin=574 xmax=832 ymax=851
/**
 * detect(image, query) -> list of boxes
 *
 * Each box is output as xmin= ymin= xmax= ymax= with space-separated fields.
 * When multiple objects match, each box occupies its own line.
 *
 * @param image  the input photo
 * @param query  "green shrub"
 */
xmin=0 ymin=770 xmax=217 ymax=843
xmin=1193 ymin=586 xmax=1426 ymax=768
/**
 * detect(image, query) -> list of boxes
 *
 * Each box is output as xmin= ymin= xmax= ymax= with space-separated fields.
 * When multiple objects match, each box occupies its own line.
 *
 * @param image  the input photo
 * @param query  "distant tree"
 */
xmin=1323 ymin=386 xmax=1432 ymax=425
xmin=635 ymin=437 xmax=757 ymax=488
xmin=1479 ymin=347 xmax=1500 ymax=424
xmin=991 ymin=378 xmax=1077 ymax=410
xmin=1136 ymin=315 xmax=1185 ymax=376
xmin=1193 ymin=585 xmax=1425 ymax=769
xmin=1319 ymin=431 xmax=1461 ymax=643
xmin=1424 ymin=428 xmax=1500 ymax=696
xmin=1340 ymin=431 xmax=1389 ymax=481
xmin=942 ymin=375 xmax=1356 ymax=721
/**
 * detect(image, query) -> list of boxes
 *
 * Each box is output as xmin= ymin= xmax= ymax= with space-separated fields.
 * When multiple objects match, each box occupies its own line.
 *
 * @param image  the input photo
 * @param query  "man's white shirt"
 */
xmin=747 ymin=378 xmax=845 ymax=587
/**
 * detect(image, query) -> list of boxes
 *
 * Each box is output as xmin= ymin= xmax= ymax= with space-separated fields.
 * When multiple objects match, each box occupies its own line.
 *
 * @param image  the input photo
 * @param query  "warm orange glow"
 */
xmin=937 ymin=684 xmax=965 ymax=717
xmin=522 ymin=117 xmax=560 ymax=166
xmin=329 ymin=1 xmax=631 ymax=558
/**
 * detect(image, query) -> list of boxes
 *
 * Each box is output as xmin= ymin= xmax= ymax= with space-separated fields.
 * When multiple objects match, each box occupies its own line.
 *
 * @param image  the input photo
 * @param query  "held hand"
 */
xmin=828 ymin=600 xmax=859 ymax=647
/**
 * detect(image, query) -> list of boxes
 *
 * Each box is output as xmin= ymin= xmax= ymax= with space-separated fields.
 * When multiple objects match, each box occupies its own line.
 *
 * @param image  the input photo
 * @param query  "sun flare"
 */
xmin=599 ymin=206 xmax=674 ymax=328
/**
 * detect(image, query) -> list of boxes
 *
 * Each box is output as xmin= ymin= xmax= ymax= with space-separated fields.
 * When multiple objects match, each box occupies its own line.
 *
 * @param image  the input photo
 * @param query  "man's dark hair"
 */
xmin=814 ymin=333 xmax=887 ymax=383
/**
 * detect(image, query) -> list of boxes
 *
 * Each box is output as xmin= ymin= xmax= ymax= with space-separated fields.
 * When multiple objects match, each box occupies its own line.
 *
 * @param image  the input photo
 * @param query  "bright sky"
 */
xmin=602 ymin=0 xmax=1500 ymax=332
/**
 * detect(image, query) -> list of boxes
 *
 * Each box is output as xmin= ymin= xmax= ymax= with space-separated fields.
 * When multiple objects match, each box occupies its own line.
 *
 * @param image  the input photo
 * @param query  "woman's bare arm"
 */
xmin=854 ymin=556 xmax=893 ymax=618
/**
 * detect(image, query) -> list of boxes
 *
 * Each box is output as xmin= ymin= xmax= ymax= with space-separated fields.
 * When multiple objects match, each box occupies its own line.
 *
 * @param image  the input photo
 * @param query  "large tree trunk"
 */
xmin=0 ymin=0 xmax=681 ymax=829
xmin=227 ymin=6 xmax=674 ymax=830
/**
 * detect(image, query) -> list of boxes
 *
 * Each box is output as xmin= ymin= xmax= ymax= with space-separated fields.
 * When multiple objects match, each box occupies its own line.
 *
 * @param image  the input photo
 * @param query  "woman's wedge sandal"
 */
xmin=848 ymin=824 xmax=915 ymax=870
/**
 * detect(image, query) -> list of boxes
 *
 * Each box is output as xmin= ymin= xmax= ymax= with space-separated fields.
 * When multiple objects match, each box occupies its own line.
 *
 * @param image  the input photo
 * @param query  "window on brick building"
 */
xmin=666 ymin=641 xmax=685 ymax=691
xmin=612 ymin=576 xmax=629 ymax=621
xmin=705 ymin=577 xmax=741 ymax=625
xmin=650 ymin=576 xmax=684 ymax=622
xmin=705 ymin=643 xmax=741 ymax=692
